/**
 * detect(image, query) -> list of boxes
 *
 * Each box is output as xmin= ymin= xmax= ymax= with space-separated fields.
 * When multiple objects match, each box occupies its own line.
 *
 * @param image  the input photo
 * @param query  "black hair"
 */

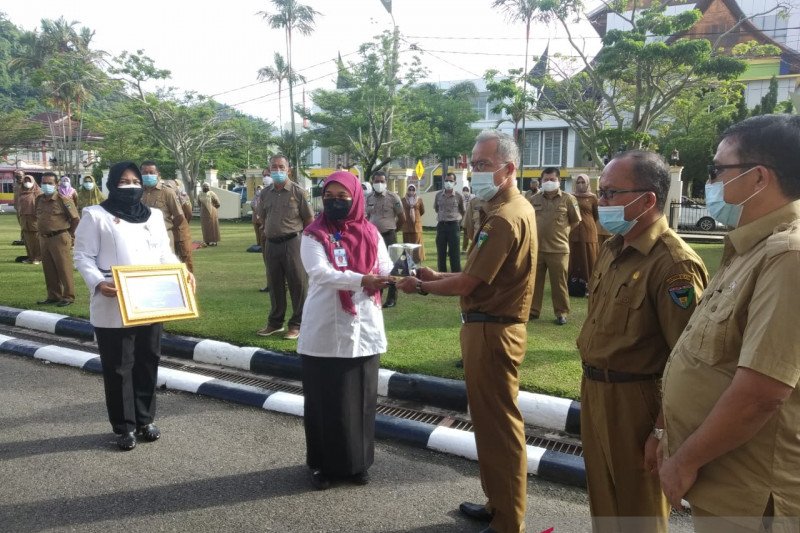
xmin=542 ymin=167 xmax=560 ymax=178
xmin=140 ymin=160 xmax=158 ymax=170
xmin=41 ymin=171 xmax=57 ymax=181
xmin=372 ymin=170 xmax=387 ymax=180
xmin=613 ymin=150 xmax=670 ymax=212
xmin=446 ymin=172 xmax=456 ymax=179
xmin=270 ymin=153 xmax=290 ymax=167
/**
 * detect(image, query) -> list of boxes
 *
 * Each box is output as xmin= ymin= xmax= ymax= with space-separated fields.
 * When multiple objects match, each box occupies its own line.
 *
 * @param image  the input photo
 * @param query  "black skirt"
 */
xmin=300 ymin=354 xmax=380 ymax=477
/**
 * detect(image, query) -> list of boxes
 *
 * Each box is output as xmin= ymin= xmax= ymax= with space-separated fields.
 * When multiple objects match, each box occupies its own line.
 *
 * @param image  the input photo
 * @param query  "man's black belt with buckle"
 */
xmin=460 ymin=312 xmax=525 ymax=324
xmin=41 ymin=228 xmax=69 ymax=238
xmin=267 ymin=232 xmax=299 ymax=244
xmin=582 ymin=363 xmax=661 ymax=383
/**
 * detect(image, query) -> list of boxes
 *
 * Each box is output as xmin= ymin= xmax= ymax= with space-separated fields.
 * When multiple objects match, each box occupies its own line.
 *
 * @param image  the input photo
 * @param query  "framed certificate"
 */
xmin=112 ymin=264 xmax=198 ymax=326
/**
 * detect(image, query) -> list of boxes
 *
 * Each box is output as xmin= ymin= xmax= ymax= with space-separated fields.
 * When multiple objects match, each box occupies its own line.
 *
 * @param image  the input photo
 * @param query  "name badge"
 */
xmin=333 ymin=247 xmax=348 ymax=267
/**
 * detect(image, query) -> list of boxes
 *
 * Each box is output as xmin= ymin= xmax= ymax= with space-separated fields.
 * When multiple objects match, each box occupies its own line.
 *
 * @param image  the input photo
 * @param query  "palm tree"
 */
xmin=257 ymin=52 xmax=306 ymax=134
xmin=259 ymin=0 xmax=320 ymax=176
xmin=491 ymin=0 xmax=540 ymax=185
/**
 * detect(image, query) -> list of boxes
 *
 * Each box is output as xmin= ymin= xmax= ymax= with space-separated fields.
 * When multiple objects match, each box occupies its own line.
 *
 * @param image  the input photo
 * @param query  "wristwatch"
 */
xmin=416 ymin=280 xmax=429 ymax=296
xmin=652 ymin=427 xmax=664 ymax=441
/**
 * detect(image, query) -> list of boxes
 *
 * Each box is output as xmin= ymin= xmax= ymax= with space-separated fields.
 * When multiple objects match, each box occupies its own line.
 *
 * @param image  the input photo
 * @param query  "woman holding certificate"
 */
xmin=74 ymin=161 xmax=192 ymax=451
xmin=298 ymin=171 xmax=393 ymax=490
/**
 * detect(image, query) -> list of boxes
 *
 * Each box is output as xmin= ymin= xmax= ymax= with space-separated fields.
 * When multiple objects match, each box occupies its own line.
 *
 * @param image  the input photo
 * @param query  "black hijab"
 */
xmin=100 ymin=161 xmax=151 ymax=224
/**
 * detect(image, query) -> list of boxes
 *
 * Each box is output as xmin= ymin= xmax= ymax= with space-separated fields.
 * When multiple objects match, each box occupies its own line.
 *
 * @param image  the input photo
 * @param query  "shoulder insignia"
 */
xmin=476 ymin=230 xmax=489 ymax=248
xmin=667 ymin=280 xmax=695 ymax=309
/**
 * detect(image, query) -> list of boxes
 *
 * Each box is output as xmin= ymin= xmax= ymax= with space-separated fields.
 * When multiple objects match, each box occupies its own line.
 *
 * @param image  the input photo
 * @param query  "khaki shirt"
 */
xmin=142 ymin=181 xmax=183 ymax=231
xmin=366 ymin=191 xmax=405 ymax=233
xmin=35 ymin=193 xmax=79 ymax=233
xmin=401 ymin=196 xmax=425 ymax=233
xmin=162 ymin=180 xmax=193 ymax=240
xmin=257 ymin=180 xmax=312 ymax=238
xmin=524 ymin=189 xmax=538 ymax=203
xmin=530 ymin=190 xmax=581 ymax=253
xmin=577 ymin=216 xmax=708 ymax=374
xmin=434 ymin=190 xmax=464 ymax=223
xmin=463 ymin=196 xmax=487 ymax=242
xmin=662 ymin=200 xmax=800 ymax=518
xmin=461 ymin=187 xmax=537 ymax=322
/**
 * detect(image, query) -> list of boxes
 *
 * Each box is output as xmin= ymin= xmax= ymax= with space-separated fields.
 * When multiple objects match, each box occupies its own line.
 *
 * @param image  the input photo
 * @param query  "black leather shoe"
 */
xmin=382 ymin=300 xmax=396 ymax=308
xmin=455 ymin=359 xmax=464 ymax=369
xmin=136 ymin=423 xmax=160 ymax=442
xmin=56 ymin=300 xmax=73 ymax=307
xmin=459 ymin=501 xmax=493 ymax=522
xmin=259 ymin=286 xmax=270 ymax=292
xmin=37 ymin=299 xmax=59 ymax=305
xmin=310 ymin=469 xmax=330 ymax=490
xmin=117 ymin=432 xmax=137 ymax=451
xmin=350 ymin=471 xmax=369 ymax=485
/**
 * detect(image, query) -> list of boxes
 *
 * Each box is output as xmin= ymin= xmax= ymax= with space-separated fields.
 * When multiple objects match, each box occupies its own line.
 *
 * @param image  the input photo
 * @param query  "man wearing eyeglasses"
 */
xmin=659 ymin=114 xmax=800 ymax=532
xmin=577 ymin=150 xmax=708 ymax=533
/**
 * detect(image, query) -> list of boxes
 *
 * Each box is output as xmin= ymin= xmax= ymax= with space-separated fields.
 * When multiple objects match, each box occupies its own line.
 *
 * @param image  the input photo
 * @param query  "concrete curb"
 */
xmin=0 ymin=305 xmax=582 ymax=435
xmin=0 ymin=333 xmax=585 ymax=488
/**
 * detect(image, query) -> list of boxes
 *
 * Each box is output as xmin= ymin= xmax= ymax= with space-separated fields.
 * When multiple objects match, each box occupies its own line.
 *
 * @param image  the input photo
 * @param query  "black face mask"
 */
xmin=110 ymin=187 xmax=144 ymax=207
xmin=323 ymin=198 xmax=352 ymax=220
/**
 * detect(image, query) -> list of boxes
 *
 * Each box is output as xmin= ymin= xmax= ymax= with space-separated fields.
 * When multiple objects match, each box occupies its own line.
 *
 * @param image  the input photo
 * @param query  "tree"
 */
xmin=0 ymin=12 xmax=42 ymax=112
xmin=752 ymin=75 xmax=778 ymax=116
xmin=0 ymin=109 xmax=45 ymax=159
xmin=257 ymin=52 xmax=305 ymax=134
xmin=484 ymin=68 xmax=539 ymax=146
xmin=259 ymin=0 xmax=320 ymax=176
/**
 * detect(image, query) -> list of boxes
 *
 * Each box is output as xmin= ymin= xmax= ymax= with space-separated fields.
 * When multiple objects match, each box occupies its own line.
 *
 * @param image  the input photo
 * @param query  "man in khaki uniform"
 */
xmin=530 ymin=167 xmax=581 ymax=324
xmin=256 ymin=154 xmax=313 ymax=340
xmin=12 ymin=170 xmax=26 ymax=244
xmin=660 ymin=114 xmax=800 ymax=533
xmin=35 ymin=172 xmax=79 ymax=307
xmin=16 ymin=173 xmax=42 ymax=264
xmin=398 ymin=129 xmax=536 ymax=533
xmin=524 ymin=177 xmax=539 ymax=202
xmin=140 ymin=161 xmax=184 ymax=254
xmin=366 ymin=170 xmax=405 ymax=308
xmin=577 ymin=151 xmax=708 ymax=533
xmin=162 ymin=177 xmax=195 ymax=272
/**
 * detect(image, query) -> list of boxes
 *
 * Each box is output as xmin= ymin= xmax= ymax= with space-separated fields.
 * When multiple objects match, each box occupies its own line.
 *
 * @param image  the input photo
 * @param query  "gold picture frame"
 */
xmin=112 ymin=264 xmax=198 ymax=327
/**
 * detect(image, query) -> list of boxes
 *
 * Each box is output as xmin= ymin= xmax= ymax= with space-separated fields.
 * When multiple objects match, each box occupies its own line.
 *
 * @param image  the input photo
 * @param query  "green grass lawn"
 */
xmin=0 ymin=214 xmax=723 ymax=399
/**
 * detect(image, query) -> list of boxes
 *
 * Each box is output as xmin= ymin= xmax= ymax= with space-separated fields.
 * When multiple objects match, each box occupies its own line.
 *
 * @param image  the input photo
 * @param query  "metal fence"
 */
xmin=669 ymin=199 xmax=725 ymax=232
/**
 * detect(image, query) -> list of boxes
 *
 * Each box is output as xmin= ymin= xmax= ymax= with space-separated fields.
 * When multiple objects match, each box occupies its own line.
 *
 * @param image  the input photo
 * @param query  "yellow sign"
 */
xmin=415 ymin=160 xmax=425 ymax=178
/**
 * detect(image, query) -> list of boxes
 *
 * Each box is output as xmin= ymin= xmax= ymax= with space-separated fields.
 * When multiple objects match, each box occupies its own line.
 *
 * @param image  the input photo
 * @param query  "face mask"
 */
xmin=262 ymin=176 xmax=273 ymax=187
xmin=704 ymin=167 xmax=763 ymax=228
xmin=471 ymin=171 xmax=501 ymax=201
xmin=542 ymin=180 xmax=560 ymax=193
xmin=83 ymin=182 xmax=95 ymax=191
xmin=443 ymin=181 xmax=455 ymax=191
xmin=41 ymin=184 xmax=56 ymax=195
xmin=24 ymin=181 xmax=33 ymax=189
xmin=142 ymin=174 xmax=158 ymax=187
xmin=202 ymin=188 xmax=209 ymax=193
xmin=372 ymin=182 xmax=387 ymax=194
xmin=323 ymin=198 xmax=352 ymax=220
xmin=111 ymin=184 xmax=144 ymax=206
xmin=598 ymin=193 xmax=650 ymax=235
xmin=271 ymin=171 xmax=288 ymax=184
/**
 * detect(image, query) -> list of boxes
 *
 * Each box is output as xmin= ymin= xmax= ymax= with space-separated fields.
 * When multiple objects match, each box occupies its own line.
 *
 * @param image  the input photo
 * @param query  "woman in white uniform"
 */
xmin=74 ymin=161 xmax=193 ymax=451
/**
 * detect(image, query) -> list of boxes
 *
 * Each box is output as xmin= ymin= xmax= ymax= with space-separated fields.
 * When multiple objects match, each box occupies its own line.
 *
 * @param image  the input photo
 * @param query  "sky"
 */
xmin=1 ymin=0 xmax=602 ymax=125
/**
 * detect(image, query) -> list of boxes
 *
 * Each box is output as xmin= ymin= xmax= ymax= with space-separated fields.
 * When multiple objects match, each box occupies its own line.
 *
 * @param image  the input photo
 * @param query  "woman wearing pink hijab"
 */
xmin=298 ymin=171 xmax=394 ymax=490
xmin=58 ymin=176 xmax=79 ymax=205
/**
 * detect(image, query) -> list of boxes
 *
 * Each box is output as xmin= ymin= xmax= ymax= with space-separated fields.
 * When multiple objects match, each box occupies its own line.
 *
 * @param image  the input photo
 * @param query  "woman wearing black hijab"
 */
xmin=74 ymin=162 xmax=195 ymax=450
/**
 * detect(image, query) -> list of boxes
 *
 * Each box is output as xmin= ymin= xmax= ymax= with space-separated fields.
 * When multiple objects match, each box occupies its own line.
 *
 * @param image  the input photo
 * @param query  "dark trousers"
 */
xmin=380 ymin=230 xmax=397 ymax=304
xmin=95 ymin=324 xmax=162 ymax=434
xmin=266 ymin=235 xmax=307 ymax=328
xmin=436 ymin=221 xmax=461 ymax=272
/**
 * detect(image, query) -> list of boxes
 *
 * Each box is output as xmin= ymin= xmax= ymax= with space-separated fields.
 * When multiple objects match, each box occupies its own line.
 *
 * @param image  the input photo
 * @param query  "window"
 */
xmin=521 ymin=129 xmax=563 ymax=167
xmin=542 ymin=130 xmax=563 ymax=166
xmin=523 ymin=131 xmax=541 ymax=167
xmin=472 ymin=94 xmax=488 ymax=120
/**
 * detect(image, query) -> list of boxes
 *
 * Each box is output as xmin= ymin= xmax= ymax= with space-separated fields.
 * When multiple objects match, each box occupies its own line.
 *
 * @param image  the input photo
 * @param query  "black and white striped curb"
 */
xmin=0 ymin=305 xmax=581 ymax=436
xmin=0 ymin=332 xmax=585 ymax=487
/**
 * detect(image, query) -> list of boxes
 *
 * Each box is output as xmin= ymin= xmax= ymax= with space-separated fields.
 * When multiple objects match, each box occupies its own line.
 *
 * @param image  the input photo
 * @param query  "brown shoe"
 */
xmin=256 ymin=325 xmax=284 ymax=337
xmin=283 ymin=327 xmax=300 ymax=340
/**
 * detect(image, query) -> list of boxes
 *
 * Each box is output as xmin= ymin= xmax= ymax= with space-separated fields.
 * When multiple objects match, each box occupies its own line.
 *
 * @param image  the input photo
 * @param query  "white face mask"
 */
xmin=373 ymin=182 xmax=387 ymax=194
xmin=118 ymin=184 xmax=142 ymax=189
xmin=443 ymin=181 xmax=455 ymax=190
xmin=542 ymin=180 xmax=560 ymax=193
xmin=23 ymin=181 xmax=33 ymax=189
xmin=262 ymin=176 xmax=273 ymax=187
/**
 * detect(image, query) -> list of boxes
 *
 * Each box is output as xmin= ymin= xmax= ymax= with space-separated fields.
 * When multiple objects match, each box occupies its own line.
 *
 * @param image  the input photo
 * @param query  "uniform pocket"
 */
xmin=695 ymin=290 xmax=736 ymax=364
xmin=610 ymin=284 xmax=646 ymax=334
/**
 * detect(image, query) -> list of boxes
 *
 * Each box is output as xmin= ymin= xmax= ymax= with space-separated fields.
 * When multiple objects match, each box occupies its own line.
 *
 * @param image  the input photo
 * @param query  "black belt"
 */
xmin=582 ymin=364 xmax=661 ymax=383
xmin=461 ymin=312 xmax=525 ymax=324
xmin=41 ymin=228 xmax=69 ymax=238
xmin=267 ymin=232 xmax=299 ymax=244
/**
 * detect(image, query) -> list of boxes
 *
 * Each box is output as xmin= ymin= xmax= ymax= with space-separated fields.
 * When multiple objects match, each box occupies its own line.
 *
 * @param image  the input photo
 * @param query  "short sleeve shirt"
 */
xmin=258 ymin=180 xmax=312 ymax=238
xmin=530 ymin=190 xmax=581 ymax=253
xmin=662 ymin=200 xmax=800 ymax=518
xmin=142 ymin=181 xmax=183 ymax=231
xmin=460 ymin=187 xmax=537 ymax=322
xmin=35 ymin=194 xmax=79 ymax=233
xmin=577 ymin=216 xmax=708 ymax=374
xmin=435 ymin=190 xmax=464 ymax=223
xmin=366 ymin=191 xmax=403 ymax=233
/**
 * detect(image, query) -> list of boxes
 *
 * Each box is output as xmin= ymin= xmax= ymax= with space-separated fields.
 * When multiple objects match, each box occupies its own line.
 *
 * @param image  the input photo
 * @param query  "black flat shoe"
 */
xmin=136 ymin=423 xmax=160 ymax=442
xmin=382 ymin=300 xmax=396 ymax=308
xmin=56 ymin=300 xmax=73 ymax=307
xmin=310 ymin=469 xmax=330 ymax=490
xmin=458 ymin=501 xmax=493 ymax=522
xmin=350 ymin=471 xmax=369 ymax=485
xmin=36 ymin=299 xmax=59 ymax=305
xmin=117 ymin=432 xmax=137 ymax=451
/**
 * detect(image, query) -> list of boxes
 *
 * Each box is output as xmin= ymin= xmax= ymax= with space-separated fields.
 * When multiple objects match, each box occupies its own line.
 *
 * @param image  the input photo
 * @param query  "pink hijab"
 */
xmin=303 ymin=171 xmax=381 ymax=315
xmin=58 ymin=176 xmax=75 ymax=197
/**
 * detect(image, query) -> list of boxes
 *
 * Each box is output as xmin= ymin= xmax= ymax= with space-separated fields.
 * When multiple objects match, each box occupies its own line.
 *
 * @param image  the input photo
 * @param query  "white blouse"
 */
xmin=74 ymin=205 xmax=179 ymax=328
xmin=297 ymin=230 xmax=393 ymax=359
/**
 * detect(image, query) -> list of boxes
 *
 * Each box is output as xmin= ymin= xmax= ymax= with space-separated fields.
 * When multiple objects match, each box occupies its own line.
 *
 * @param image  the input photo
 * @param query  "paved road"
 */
xmin=0 ymin=352 xmax=598 ymax=533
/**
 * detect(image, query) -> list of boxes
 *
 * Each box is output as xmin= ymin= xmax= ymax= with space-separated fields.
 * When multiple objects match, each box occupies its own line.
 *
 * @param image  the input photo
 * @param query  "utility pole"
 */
xmin=380 ymin=0 xmax=398 ymax=180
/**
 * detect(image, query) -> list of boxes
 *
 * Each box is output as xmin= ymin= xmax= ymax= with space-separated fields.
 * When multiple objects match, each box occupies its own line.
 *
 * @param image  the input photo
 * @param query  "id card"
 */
xmin=333 ymin=247 xmax=348 ymax=267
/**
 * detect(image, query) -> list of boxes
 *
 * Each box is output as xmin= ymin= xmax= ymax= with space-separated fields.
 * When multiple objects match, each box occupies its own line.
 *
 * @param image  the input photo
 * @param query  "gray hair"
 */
xmin=613 ymin=150 xmax=671 ymax=213
xmin=475 ymin=129 xmax=520 ymax=168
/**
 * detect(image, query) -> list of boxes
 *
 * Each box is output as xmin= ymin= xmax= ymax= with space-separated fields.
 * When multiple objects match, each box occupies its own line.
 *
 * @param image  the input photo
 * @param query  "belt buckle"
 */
xmin=460 ymin=312 xmax=466 ymax=324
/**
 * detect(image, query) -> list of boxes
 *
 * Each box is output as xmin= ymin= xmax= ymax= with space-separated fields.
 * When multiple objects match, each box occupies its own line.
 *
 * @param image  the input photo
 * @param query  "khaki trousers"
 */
xmin=40 ymin=232 xmax=74 ymax=301
xmin=20 ymin=214 xmax=41 ymax=261
xmin=266 ymin=236 xmax=307 ymax=329
xmin=581 ymin=377 xmax=669 ymax=533
xmin=461 ymin=322 xmax=527 ymax=533
xmin=532 ymin=252 xmax=570 ymax=317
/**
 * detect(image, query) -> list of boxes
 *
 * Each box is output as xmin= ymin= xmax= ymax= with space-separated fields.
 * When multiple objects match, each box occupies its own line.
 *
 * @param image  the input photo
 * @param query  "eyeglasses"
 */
xmin=597 ymin=188 xmax=653 ymax=200
xmin=707 ymin=163 xmax=773 ymax=180
xmin=469 ymin=160 xmax=509 ymax=172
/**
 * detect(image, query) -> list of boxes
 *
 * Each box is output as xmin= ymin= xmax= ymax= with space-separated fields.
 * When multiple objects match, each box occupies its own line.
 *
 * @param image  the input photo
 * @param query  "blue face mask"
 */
xmin=598 ymin=193 xmax=650 ymax=235
xmin=271 ymin=171 xmax=288 ymax=184
xmin=142 ymin=174 xmax=158 ymax=187
xmin=83 ymin=182 xmax=95 ymax=191
xmin=41 ymin=184 xmax=56 ymax=195
xmin=705 ymin=167 xmax=762 ymax=228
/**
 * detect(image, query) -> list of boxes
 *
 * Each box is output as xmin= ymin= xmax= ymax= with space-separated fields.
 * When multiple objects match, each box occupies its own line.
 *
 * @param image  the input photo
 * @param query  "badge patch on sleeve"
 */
xmin=668 ymin=283 xmax=695 ymax=309
xmin=477 ymin=231 xmax=489 ymax=248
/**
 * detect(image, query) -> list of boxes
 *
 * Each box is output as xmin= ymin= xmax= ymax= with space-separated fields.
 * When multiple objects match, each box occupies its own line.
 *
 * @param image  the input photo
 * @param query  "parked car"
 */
xmin=678 ymin=196 xmax=727 ymax=231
